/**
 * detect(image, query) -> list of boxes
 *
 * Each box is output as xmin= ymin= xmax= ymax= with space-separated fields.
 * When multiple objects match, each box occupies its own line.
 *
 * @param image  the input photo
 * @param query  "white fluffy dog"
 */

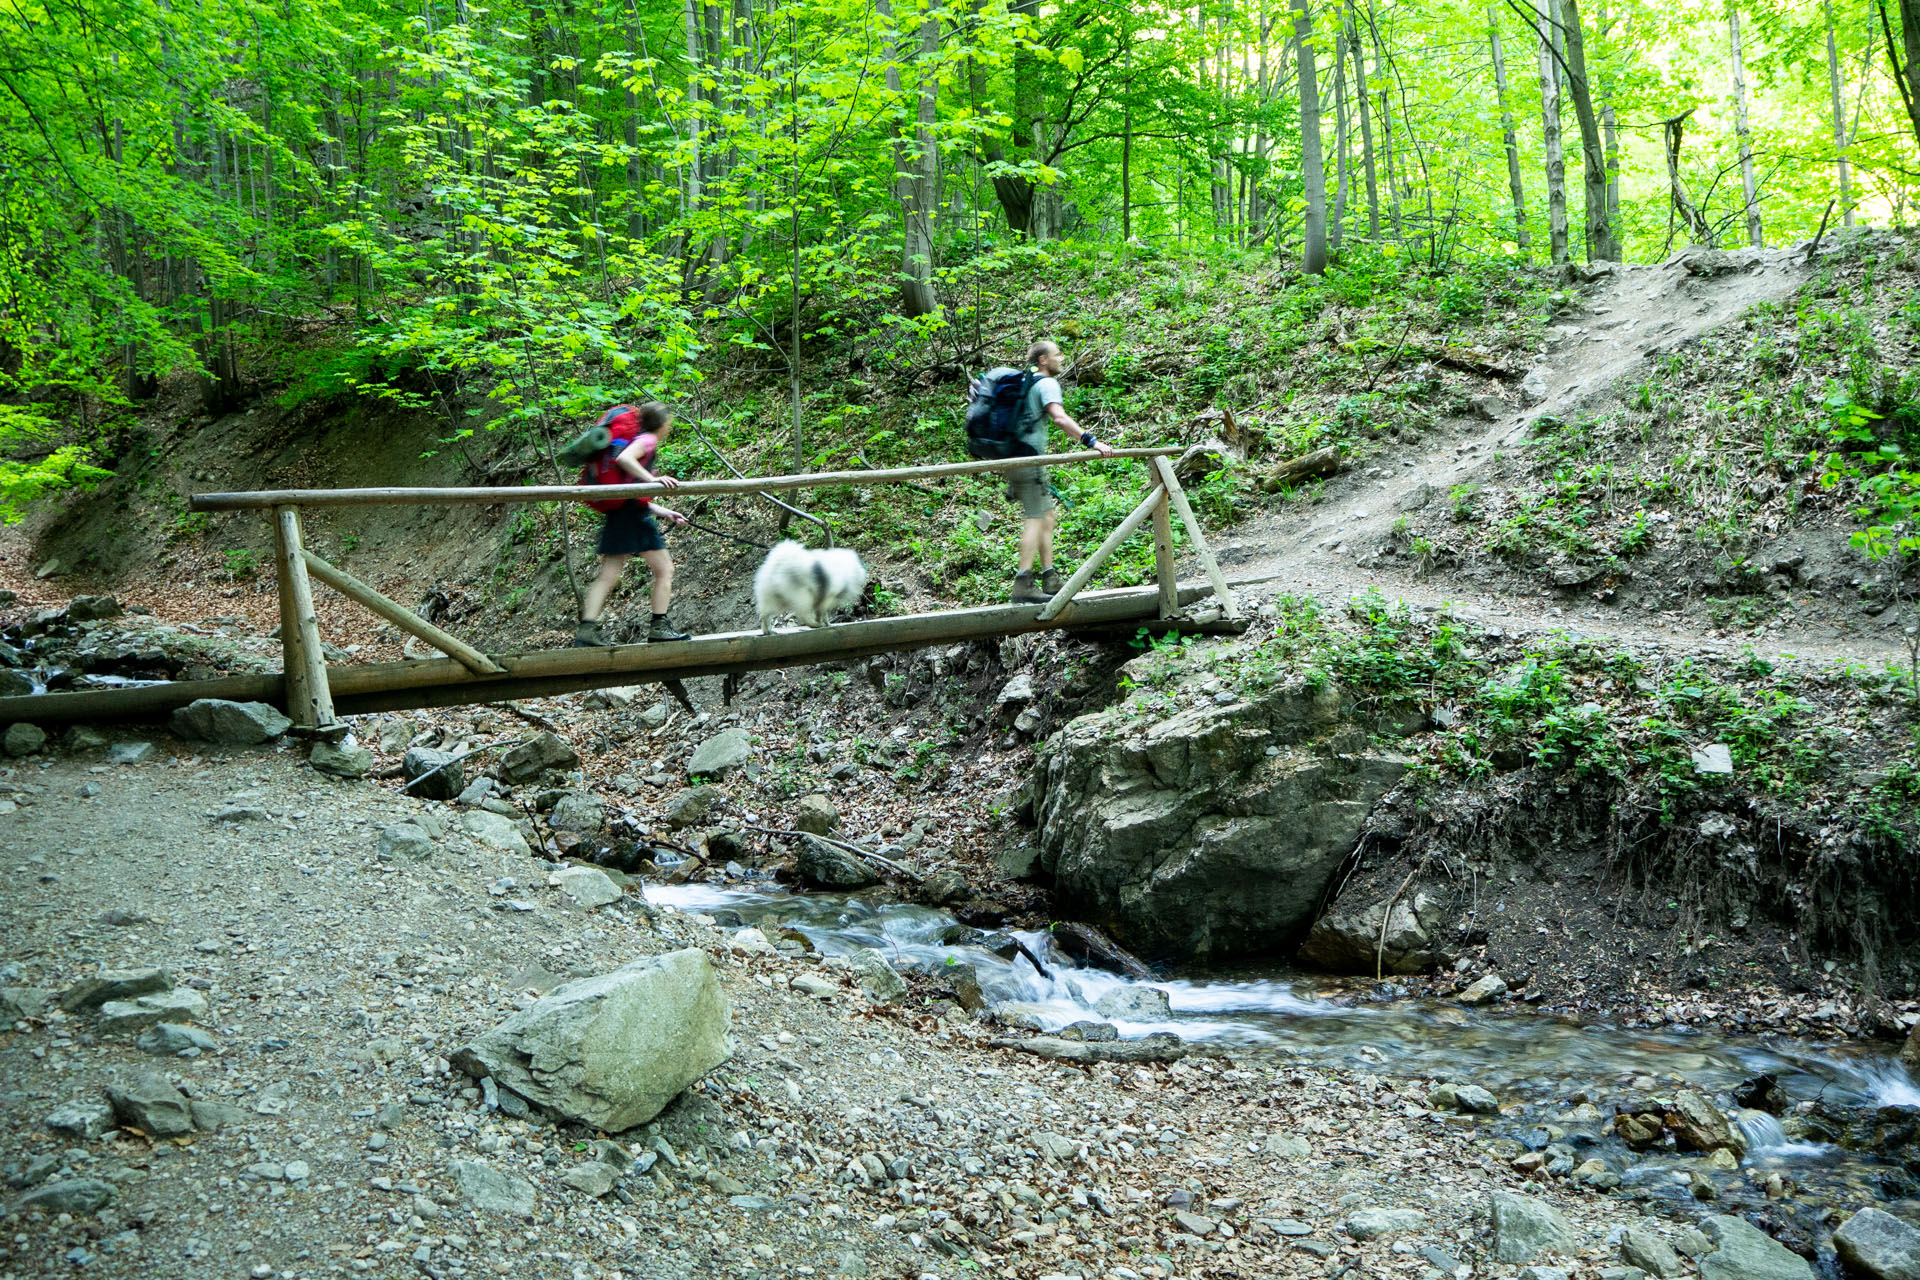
xmin=753 ymin=540 xmax=868 ymax=634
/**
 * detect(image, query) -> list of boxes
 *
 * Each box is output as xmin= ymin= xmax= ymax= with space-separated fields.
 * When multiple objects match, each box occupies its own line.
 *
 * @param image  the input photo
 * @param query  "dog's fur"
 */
xmin=753 ymin=540 xmax=868 ymax=634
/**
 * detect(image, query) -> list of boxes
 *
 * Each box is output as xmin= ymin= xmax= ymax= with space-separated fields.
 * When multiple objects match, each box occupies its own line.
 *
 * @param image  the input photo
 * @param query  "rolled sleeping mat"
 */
xmin=557 ymin=424 xmax=613 ymax=467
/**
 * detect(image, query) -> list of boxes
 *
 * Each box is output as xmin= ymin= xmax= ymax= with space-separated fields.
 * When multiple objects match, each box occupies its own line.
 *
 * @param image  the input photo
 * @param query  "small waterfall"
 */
xmin=1860 ymin=1061 xmax=1920 ymax=1108
xmin=1737 ymin=1110 xmax=1790 ymax=1152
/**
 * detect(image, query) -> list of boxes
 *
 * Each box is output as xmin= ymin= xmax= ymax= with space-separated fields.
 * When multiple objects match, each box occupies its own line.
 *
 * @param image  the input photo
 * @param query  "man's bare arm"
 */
xmin=1047 ymin=401 xmax=1114 ymax=457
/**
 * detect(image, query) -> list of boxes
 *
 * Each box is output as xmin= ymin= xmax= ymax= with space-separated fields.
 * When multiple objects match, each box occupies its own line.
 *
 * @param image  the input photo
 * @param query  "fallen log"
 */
xmin=1050 ymin=921 xmax=1156 ymax=981
xmin=989 ymin=1032 xmax=1203 ymax=1064
xmin=1258 ymin=447 xmax=1344 ymax=492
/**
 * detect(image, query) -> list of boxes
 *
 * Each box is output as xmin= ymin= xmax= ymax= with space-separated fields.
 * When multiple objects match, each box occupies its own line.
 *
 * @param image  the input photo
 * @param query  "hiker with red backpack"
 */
xmin=965 ymin=339 xmax=1114 ymax=603
xmin=574 ymin=401 xmax=691 ymax=647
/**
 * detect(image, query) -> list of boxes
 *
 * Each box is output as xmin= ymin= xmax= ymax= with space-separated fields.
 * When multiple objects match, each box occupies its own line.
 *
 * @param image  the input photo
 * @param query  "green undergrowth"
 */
xmin=1436 ymin=229 xmax=1920 ymax=584
xmin=1120 ymin=592 xmax=1919 ymax=845
xmin=627 ymin=245 xmax=1554 ymax=604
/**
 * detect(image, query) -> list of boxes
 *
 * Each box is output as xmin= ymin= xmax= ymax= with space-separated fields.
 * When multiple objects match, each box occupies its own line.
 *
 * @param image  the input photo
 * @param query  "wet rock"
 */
xmin=1734 ymin=1072 xmax=1790 ymax=1115
xmin=1036 ymin=670 xmax=1408 ymax=961
xmin=1346 ymin=1207 xmax=1429 ymax=1240
xmin=1669 ymin=1089 xmax=1745 ymax=1155
xmin=663 ymin=786 xmax=719 ymax=829
xmin=550 ymin=865 xmax=621 ymax=908
xmin=168 ymin=699 xmax=290 ymax=745
xmin=1301 ymin=887 xmax=1448 ymax=974
xmin=14 ymin=1178 xmax=114 ymax=1216
xmin=402 ymin=746 xmax=464 ymax=800
xmin=794 ymin=835 xmax=878 ymax=890
xmin=1094 ymin=986 xmax=1173 ymax=1021
xmin=1459 ymin=973 xmax=1509 ymax=1004
xmin=847 ymin=949 xmax=906 ymax=1004
xmin=451 ymin=949 xmax=730 ymax=1132
xmin=106 ymin=1072 xmax=194 ymax=1137
xmin=0 ymin=670 xmax=33 ymax=698
xmin=60 ymin=968 xmax=170 ymax=1012
xmin=1622 ymin=1224 xmax=1685 ymax=1277
xmin=687 ymin=728 xmax=752 ymax=779
xmin=946 ymin=965 xmax=987 ymax=1011
xmin=1833 ymin=1207 xmax=1920 ymax=1280
xmin=1697 ymin=1214 xmax=1815 ymax=1280
xmin=918 ymin=868 xmax=969 ymax=906
xmin=1056 ymin=1021 xmax=1119 ymax=1042
xmin=1050 ymin=922 xmax=1154 ymax=980
xmin=3 ymin=723 xmax=45 ymax=756
xmin=309 ymin=739 xmax=374 ymax=779
xmin=45 ymin=1101 xmax=114 ymax=1140
xmin=499 ymin=731 xmax=580 ymax=783
xmin=1491 ymin=1190 xmax=1578 ymax=1263
xmin=1430 ymin=1081 xmax=1500 ymax=1115
xmin=1900 ymin=1023 xmax=1920 ymax=1075
xmin=451 ymin=1160 xmax=536 ymax=1215
xmin=795 ymin=793 xmax=838 ymax=835
xmin=548 ymin=793 xmax=605 ymax=834
xmin=377 ymin=823 xmax=434 ymax=862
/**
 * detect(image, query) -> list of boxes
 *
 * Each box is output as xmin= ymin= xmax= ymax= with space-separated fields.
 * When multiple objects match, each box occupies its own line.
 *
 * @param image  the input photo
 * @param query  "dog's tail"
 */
xmin=809 ymin=558 xmax=830 ymax=620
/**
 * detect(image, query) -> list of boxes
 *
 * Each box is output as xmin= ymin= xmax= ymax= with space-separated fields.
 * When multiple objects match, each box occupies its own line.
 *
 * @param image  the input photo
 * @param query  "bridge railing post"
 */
xmin=270 ymin=504 xmax=339 ymax=733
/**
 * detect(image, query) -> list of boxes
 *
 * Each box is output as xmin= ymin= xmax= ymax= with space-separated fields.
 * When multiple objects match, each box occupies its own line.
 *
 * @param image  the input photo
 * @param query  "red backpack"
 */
xmin=581 ymin=405 xmax=654 ymax=513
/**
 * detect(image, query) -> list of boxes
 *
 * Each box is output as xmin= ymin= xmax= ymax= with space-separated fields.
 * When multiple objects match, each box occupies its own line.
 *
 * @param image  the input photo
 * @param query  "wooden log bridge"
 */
xmin=0 ymin=447 xmax=1242 ymax=729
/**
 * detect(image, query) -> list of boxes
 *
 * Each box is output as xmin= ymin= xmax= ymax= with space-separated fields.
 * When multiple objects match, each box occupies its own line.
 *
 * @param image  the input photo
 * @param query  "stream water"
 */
xmin=646 ymin=878 xmax=1920 ymax=1236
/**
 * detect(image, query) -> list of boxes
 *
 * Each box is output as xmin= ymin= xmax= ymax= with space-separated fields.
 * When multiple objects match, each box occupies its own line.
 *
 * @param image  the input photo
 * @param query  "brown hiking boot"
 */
xmin=1040 ymin=567 xmax=1065 ymax=596
xmin=1011 ymin=571 xmax=1047 ymax=605
xmin=573 ymin=619 xmax=609 ymax=647
xmin=646 ymin=613 xmax=690 ymax=642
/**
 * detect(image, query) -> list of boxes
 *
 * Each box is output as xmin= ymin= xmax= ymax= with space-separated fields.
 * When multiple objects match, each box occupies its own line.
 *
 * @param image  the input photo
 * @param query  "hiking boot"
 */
xmin=1039 ymin=567 xmax=1065 ymax=596
xmin=1011 ymin=571 xmax=1048 ymax=605
xmin=647 ymin=613 xmax=690 ymax=642
xmin=573 ymin=619 xmax=609 ymax=648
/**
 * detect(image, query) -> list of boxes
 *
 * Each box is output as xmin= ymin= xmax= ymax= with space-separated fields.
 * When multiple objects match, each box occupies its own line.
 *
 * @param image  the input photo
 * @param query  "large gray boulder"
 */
xmin=688 ymin=728 xmax=752 ymax=779
xmin=1035 ymin=662 xmax=1409 ymax=961
xmin=1300 ymin=884 xmax=1449 ymax=974
xmin=168 ymin=699 xmax=290 ymax=745
xmin=402 ymin=747 xmax=464 ymax=800
xmin=1834 ymin=1208 xmax=1920 ymax=1280
xmin=451 ymin=949 xmax=730 ymax=1132
xmin=499 ymin=731 xmax=580 ymax=783
xmin=1490 ymin=1190 xmax=1579 ymax=1263
xmin=794 ymin=835 xmax=878 ymax=889
xmin=1697 ymin=1214 xmax=1816 ymax=1280
xmin=105 ymin=1072 xmax=194 ymax=1137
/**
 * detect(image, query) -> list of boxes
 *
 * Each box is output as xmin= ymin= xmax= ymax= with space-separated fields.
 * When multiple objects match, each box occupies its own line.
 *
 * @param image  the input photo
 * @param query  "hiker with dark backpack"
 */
xmin=965 ymin=339 xmax=1114 ymax=603
xmin=572 ymin=401 xmax=691 ymax=646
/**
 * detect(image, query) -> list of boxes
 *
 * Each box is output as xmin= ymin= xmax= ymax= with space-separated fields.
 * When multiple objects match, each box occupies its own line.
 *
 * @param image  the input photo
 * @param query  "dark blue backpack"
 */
xmin=965 ymin=367 xmax=1037 ymax=460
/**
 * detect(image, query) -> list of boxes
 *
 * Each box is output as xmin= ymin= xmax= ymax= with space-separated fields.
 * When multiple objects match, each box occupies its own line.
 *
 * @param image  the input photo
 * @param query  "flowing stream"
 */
xmin=646 ymin=879 xmax=1920 ymax=1229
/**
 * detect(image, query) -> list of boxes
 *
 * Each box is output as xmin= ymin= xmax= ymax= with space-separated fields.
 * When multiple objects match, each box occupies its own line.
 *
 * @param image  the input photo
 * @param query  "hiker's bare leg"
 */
xmin=642 ymin=549 xmax=674 ymax=613
xmin=1018 ymin=516 xmax=1045 ymax=572
xmin=581 ymin=555 xmax=629 ymax=621
xmin=1038 ymin=508 xmax=1057 ymax=570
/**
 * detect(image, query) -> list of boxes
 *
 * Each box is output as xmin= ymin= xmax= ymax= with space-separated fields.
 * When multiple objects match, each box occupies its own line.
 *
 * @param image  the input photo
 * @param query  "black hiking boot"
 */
xmin=1040 ymin=567 xmax=1065 ymax=596
xmin=573 ymin=619 xmax=609 ymax=648
xmin=647 ymin=613 xmax=690 ymax=642
xmin=1011 ymin=571 xmax=1047 ymax=605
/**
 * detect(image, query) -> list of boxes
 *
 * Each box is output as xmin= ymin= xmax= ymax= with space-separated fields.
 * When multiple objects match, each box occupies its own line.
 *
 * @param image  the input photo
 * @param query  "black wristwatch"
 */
xmin=1082 ymin=431 xmax=1099 ymax=449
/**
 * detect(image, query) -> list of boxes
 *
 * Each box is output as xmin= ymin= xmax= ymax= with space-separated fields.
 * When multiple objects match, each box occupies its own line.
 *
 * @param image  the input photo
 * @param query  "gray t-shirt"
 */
xmin=1018 ymin=374 xmax=1063 ymax=455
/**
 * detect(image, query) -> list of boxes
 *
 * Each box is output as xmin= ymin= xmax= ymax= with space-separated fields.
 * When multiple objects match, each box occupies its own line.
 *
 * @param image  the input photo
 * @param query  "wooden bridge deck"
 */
xmin=0 ymin=583 xmax=1220 ymax=725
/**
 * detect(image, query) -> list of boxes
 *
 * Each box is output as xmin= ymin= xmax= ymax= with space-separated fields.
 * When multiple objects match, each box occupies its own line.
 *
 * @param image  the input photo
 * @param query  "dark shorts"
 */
xmin=597 ymin=503 xmax=666 ymax=556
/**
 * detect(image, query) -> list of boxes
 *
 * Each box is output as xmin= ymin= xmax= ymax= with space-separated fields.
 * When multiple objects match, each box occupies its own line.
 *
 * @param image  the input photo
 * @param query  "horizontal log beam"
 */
xmin=188 ymin=448 xmax=1184 ymax=512
xmin=0 ymin=584 xmax=1211 ymax=726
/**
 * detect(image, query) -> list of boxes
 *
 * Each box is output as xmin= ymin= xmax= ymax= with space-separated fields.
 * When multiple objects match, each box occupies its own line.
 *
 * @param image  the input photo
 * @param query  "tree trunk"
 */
xmin=1489 ymin=8 xmax=1529 ymax=254
xmin=1558 ymin=0 xmax=1617 ymax=261
xmin=1825 ymin=0 xmax=1855 ymax=227
xmin=902 ymin=3 xmax=941 ymax=317
xmin=684 ymin=0 xmax=703 ymax=220
xmin=986 ymin=0 xmax=1040 ymax=235
xmin=1535 ymin=0 xmax=1569 ymax=264
xmin=1887 ymin=0 xmax=1920 ymax=154
xmin=1331 ymin=24 xmax=1349 ymax=250
xmin=1379 ymin=86 xmax=1402 ymax=238
xmin=1663 ymin=113 xmax=1712 ymax=244
xmin=1293 ymin=0 xmax=1328 ymax=273
xmin=1350 ymin=3 xmax=1378 ymax=239
xmin=1727 ymin=1 xmax=1762 ymax=246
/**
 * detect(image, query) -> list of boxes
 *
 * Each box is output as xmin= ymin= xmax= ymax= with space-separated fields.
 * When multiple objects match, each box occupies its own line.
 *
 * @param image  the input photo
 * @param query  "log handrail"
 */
xmin=187 ymin=447 xmax=1184 ymax=512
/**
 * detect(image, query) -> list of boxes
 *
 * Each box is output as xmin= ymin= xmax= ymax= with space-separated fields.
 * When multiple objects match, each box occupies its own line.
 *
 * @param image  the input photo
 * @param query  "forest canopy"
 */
xmin=4 ymin=0 xmax=1919 ymax=492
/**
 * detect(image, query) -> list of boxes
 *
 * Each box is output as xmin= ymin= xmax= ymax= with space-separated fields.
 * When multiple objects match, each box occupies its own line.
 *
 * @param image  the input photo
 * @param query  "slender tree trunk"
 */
xmin=1122 ymin=103 xmax=1133 ymax=240
xmin=1559 ymin=0 xmax=1617 ymax=260
xmin=1293 ymin=0 xmax=1328 ymax=272
xmin=1663 ymin=112 xmax=1712 ymax=243
xmin=986 ymin=0 xmax=1039 ymax=234
xmin=1331 ymin=25 xmax=1349 ymax=250
xmin=1535 ymin=0 xmax=1569 ymax=264
xmin=684 ymin=0 xmax=703 ymax=229
xmin=1889 ymin=0 xmax=1920 ymax=155
xmin=1350 ymin=3 xmax=1378 ymax=239
xmin=1727 ymin=0 xmax=1762 ymax=246
xmin=1825 ymin=0 xmax=1855 ymax=226
xmin=884 ymin=0 xmax=940 ymax=317
xmin=1379 ymin=86 xmax=1401 ymax=238
xmin=1489 ymin=8 xmax=1529 ymax=254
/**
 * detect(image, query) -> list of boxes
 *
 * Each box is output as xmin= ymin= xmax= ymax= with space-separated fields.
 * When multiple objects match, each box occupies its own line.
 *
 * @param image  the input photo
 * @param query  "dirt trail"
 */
xmin=1212 ymin=247 xmax=1906 ymax=667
